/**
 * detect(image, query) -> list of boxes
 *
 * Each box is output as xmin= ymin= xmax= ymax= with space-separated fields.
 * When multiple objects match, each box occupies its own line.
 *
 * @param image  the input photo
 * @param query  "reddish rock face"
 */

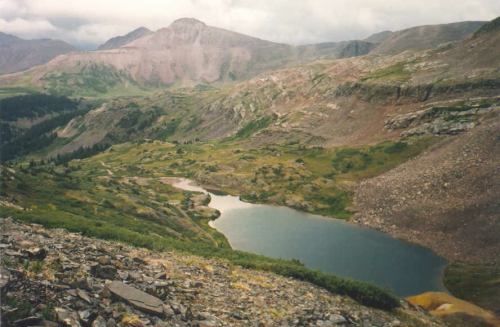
xmin=35 ymin=18 xmax=293 ymax=87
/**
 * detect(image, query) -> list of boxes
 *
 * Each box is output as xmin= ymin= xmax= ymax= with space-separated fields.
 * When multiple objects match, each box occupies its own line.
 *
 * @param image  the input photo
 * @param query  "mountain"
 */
xmin=363 ymin=30 xmax=393 ymax=43
xmin=0 ymin=32 xmax=76 ymax=74
xmin=97 ymin=26 xmax=152 ymax=50
xmin=373 ymin=21 xmax=485 ymax=54
xmin=297 ymin=40 xmax=375 ymax=59
xmin=3 ymin=17 xmax=498 ymax=155
xmin=0 ymin=16 xmax=499 ymax=323
xmin=473 ymin=15 xmax=500 ymax=36
xmin=0 ymin=18 xmax=375 ymax=94
xmin=29 ymin=15 xmax=499 ymax=261
xmin=0 ymin=18 xmax=487 ymax=94
xmin=0 ymin=18 xmax=294 ymax=92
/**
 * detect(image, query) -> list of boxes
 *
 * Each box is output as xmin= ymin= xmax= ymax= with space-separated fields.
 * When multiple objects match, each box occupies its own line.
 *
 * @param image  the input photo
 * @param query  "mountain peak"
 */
xmin=170 ymin=18 xmax=206 ymax=28
xmin=97 ymin=26 xmax=153 ymax=50
xmin=130 ymin=26 xmax=151 ymax=34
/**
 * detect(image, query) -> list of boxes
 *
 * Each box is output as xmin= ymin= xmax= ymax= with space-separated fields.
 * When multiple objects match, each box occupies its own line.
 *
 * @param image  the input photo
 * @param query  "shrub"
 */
xmin=384 ymin=141 xmax=408 ymax=154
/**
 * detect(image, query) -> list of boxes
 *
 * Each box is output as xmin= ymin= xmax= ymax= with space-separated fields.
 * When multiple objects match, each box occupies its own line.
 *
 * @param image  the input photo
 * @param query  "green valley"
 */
xmin=1 ymin=13 xmax=500 ymax=327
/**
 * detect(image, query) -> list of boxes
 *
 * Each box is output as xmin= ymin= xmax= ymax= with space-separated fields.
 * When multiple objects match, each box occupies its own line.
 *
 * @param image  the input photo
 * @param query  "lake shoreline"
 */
xmin=166 ymin=176 xmax=448 ymax=260
xmin=164 ymin=177 xmax=448 ymax=296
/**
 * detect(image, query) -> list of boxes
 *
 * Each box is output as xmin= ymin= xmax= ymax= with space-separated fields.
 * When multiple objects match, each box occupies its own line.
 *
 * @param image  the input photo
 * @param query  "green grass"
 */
xmin=40 ymin=63 xmax=154 ymax=98
xmin=330 ymin=139 xmax=434 ymax=179
xmin=474 ymin=16 xmax=500 ymax=37
xmin=233 ymin=115 xmax=276 ymax=139
xmin=361 ymin=62 xmax=411 ymax=83
xmin=0 ymin=134 xmax=438 ymax=311
xmin=0 ymin=86 xmax=38 ymax=99
xmin=1 ymin=160 xmax=400 ymax=310
xmin=444 ymin=262 xmax=500 ymax=314
xmin=72 ymin=137 xmax=435 ymax=220
xmin=6 ymin=205 xmax=399 ymax=310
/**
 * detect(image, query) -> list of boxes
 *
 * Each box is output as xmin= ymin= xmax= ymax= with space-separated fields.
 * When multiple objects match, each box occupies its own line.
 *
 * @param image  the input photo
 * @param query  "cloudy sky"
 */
xmin=1 ymin=0 xmax=499 ymax=49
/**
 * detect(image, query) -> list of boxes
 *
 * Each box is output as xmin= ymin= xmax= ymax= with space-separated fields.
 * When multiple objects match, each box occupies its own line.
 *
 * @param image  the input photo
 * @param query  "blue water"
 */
xmin=173 ymin=178 xmax=447 ymax=296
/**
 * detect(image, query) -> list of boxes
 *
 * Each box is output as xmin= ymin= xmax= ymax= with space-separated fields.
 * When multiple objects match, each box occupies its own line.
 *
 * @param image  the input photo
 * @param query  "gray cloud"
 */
xmin=0 ymin=0 xmax=499 ymax=49
xmin=48 ymin=16 xmax=91 ymax=31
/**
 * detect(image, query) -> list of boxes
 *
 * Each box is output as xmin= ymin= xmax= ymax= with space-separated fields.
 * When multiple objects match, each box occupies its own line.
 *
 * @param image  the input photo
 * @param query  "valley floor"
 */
xmin=2 ymin=122 xmax=500 ymax=317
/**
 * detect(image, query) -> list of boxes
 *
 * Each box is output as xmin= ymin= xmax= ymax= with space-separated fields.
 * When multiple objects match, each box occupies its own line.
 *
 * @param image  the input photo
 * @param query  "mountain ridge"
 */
xmin=373 ymin=20 xmax=485 ymax=54
xmin=1 ymin=18 xmax=485 ymax=91
xmin=97 ymin=26 xmax=152 ymax=50
xmin=0 ymin=32 xmax=77 ymax=74
xmin=0 ymin=15 xmax=499 ymax=324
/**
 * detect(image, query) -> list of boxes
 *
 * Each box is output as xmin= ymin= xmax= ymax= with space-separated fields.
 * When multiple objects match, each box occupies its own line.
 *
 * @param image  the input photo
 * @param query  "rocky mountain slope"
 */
xmin=372 ymin=21 xmax=485 ymax=54
xmin=0 ymin=32 xmax=76 ymax=75
xmin=0 ymin=18 xmax=294 ymax=90
xmin=363 ymin=31 xmax=394 ymax=44
xmin=0 ymin=218 xmax=443 ymax=327
xmin=0 ymin=18 xmax=485 ymax=92
xmin=44 ymin=16 xmax=500 ymax=153
xmin=354 ymin=118 xmax=500 ymax=265
xmin=296 ymin=40 xmax=375 ymax=60
xmin=97 ymin=27 xmax=153 ymax=50
xmin=0 ymin=15 xmax=499 ymax=324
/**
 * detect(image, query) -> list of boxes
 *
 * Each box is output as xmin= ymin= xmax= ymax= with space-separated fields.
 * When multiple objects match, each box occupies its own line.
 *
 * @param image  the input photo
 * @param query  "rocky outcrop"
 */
xmin=384 ymin=97 xmax=499 ymax=136
xmin=332 ymin=80 xmax=500 ymax=106
xmin=0 ymin=218 xmax=443 ymax=326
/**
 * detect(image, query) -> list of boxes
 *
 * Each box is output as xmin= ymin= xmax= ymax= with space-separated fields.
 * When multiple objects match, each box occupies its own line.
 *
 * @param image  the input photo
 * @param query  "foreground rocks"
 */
xmin=0 ymin=218 xmax=443 ymax=326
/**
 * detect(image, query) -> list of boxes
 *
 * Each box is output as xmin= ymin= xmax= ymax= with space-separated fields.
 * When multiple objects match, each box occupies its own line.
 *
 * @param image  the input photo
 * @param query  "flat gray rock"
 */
xmin=0 ymin=267 xmax=11 ymax=292
xmin=107 ymin=281 xmax=164 ymax=316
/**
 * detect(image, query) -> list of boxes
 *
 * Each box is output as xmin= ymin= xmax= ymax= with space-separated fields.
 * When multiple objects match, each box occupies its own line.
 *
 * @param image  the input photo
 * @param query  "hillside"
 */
xmin=0 ymin=218 xmax=443 ymax=326
xmin=97 ymin=27 xmax=153 ymax=50
xmin=296 ymin=40 xmax=375 ymax=60
xmin=0 ymin=32 xmax=76 ymax=75
xmin=0 ymin=15 xmax=499 ymax=326
xmin=0 ymin=19 xmax=488 ymax=95
xmin=372 ymin=21 xmax=485 ymax=54
xmin=354 ymin=118 xmax=500 ymax=264
xmin=363 ymin=30 xmax=394 ymax=44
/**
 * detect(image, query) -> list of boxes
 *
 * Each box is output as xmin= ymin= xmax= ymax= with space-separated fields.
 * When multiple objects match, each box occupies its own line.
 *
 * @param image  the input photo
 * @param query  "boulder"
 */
xmin=76 ymin=289 xmax=92 ymax=303
xmin=0 ymin=266 xmax=12 ymax=293
xmin=96 ymin=256 xmax=111 ymax=265
xmin=12 ymin=316 xmax=42 ymax=327
xmin=23 ymin=247 xmax=47 ymax=260
xmin=107 ymin=281 xmax=164 ymax=316
xmin=91 ymin=316 xmax=107 ymax=327
xmin=90 ymin=264 xmax=117 ymax=280
xmin=55 ymin=307 xmax=81 ymax=326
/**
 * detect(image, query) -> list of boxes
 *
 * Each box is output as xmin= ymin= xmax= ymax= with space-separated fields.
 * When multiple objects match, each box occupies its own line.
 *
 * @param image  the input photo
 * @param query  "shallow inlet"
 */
xmin=172 ymin=178 xmax=447 ymax=296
